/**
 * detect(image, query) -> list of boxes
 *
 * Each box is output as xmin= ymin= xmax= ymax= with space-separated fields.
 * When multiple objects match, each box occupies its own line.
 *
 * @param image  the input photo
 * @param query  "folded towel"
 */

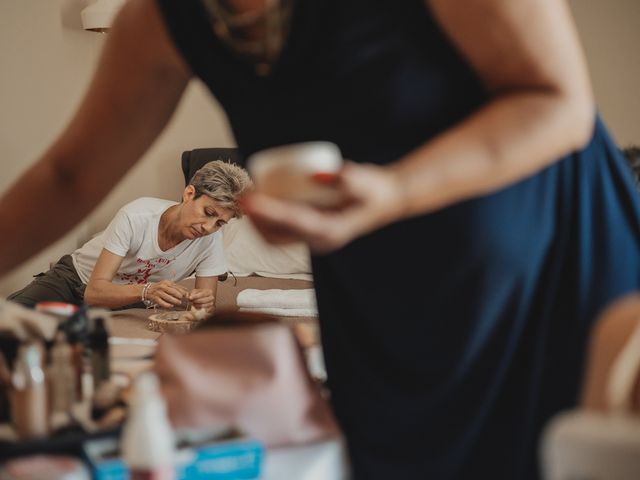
xmin=236 ymin=288 xmax=317 ymax=311
xmin=238 ymin=306 xmax=318 ymax=318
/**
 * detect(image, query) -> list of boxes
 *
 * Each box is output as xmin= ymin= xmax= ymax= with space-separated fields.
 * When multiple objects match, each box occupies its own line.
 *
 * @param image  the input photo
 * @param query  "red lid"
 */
xmin=35 ymin=302 xmax=79 ymax=316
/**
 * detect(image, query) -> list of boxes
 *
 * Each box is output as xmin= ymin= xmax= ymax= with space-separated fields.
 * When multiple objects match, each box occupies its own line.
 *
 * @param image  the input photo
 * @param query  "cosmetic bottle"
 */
xmin=10 ymin=341 xmax=48 ymax=439
xmin=0 ymin=333 xmax=20 ymax=423
xmin=48 ymin=331 xmax=76 ymax=429
xmin=62 ymin=305 xmax=90 ymax=402
xmin=89 ymin=317 xmax=110 ymax=390
xmin=66 ymin=331 xmax=85 ymax=403
xmin=121 ymin=372 xmax=175 ymax=480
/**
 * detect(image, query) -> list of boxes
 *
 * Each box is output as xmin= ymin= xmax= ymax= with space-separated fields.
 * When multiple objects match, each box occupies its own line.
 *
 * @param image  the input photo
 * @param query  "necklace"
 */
xmin=202 ymin=0 xmax=294 ymax=76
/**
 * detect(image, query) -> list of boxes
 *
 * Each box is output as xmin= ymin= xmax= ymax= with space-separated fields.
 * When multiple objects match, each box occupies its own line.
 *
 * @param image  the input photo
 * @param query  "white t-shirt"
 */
xmin=71 ymin=197 xmax=227 ymax=285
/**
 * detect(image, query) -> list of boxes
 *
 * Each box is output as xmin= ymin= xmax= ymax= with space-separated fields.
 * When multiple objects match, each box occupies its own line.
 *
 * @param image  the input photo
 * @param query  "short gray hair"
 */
xmin=189 ymin=160 xmax=253 ymax=218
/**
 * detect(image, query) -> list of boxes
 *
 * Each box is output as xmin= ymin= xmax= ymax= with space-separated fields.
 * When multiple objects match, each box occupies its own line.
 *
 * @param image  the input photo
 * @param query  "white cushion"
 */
xmin=223 ymin=218 xmax=312 ymax=281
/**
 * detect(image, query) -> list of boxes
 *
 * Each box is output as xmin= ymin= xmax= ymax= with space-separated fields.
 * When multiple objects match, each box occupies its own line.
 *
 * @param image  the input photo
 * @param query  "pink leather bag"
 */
xmin=153 ymin=312 xmax=339 ymax=447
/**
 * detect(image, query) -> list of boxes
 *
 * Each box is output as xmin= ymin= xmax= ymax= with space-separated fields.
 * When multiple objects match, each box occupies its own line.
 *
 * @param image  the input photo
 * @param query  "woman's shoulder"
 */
xmin=120 ymin=197 xmax=176 ymax=215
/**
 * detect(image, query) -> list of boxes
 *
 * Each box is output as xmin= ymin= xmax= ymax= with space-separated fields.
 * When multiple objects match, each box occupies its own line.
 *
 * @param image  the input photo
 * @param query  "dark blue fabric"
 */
xmin=156 ymin=0 xmax=640 ymax=478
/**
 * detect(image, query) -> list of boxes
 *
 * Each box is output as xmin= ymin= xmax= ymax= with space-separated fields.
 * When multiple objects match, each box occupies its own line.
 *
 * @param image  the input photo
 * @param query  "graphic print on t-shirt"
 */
xmin=116 ymin=257 xmax=174 ymax=284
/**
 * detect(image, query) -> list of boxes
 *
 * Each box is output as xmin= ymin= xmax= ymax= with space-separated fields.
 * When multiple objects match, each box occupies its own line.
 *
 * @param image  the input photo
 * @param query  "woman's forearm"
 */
xmin=390 ymin=0 xmax=594 ymax=219
xmin=84 ymin=280 xmax=145 ymax=308
xmin=0 ymin=158 xmax=99 ymax=275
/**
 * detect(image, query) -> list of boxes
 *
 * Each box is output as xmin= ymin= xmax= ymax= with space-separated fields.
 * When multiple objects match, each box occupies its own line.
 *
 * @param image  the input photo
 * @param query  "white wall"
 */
xmin=0 ymin=0 xmax=639 ymax=295
xmin=0 ymin=0 xmax=234 ymax=295
xmin=569 ymin=0 xmax=640 ymax=146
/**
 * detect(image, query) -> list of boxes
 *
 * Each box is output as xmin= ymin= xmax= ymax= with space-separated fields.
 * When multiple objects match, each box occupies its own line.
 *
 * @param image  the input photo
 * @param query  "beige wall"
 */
xmin=570 ymin=0 xmax=640 ymax=146
xmin=0 ymin=0 xmax=639 ymax=295
xmin=0 ymin=0 xmax=234 ymax=295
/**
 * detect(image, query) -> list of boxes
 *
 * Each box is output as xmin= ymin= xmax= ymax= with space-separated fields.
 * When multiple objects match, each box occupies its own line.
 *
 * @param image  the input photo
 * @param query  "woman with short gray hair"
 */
xmin=8 ymin=160 xmax=252 ymax=311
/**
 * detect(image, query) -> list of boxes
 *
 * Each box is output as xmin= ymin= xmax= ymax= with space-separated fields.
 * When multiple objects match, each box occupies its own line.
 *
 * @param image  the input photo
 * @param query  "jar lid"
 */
xmin=34 ymin=302 xmax=79 ymax=317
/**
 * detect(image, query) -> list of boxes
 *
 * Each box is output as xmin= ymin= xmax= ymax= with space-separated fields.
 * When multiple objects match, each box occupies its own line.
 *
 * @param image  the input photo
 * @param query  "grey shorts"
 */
xmin=7 ymin=255 xmax=85 ymax=308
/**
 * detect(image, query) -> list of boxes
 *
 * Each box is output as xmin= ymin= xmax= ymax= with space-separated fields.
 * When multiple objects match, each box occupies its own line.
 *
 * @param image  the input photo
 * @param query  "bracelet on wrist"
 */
xmin=141 ymin=282 xmax=154 ymax=308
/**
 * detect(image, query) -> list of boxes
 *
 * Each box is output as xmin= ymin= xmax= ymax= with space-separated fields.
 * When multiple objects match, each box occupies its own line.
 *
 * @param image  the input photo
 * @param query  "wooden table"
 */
xmin=107 ymin=274 xmax=318 ymax=379
xmin=105 ymin=276 xmax=348 ymax=479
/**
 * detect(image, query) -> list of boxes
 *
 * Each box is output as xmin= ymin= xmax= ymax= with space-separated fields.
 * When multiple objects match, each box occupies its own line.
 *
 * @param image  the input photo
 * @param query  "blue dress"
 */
xmin=157 ymin=0 xmax=640 ymax=477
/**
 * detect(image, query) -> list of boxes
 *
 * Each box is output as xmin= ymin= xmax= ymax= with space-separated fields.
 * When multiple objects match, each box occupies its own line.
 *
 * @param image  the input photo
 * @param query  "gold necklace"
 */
xmin=202 ymin=0 xmax=294 ymax=76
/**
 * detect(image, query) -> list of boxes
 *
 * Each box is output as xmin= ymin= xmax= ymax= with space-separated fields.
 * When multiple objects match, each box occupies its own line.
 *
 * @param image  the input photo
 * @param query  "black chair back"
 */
xmin=181 ymin=148 xmax=241 ymax=186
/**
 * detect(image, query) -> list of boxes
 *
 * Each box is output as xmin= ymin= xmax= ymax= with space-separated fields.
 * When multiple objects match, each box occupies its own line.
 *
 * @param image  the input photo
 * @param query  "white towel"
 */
xmin=237 ymin=288 xmax=317 ymax=310
xmin=238 ymin=306 xmax=318 ymax=318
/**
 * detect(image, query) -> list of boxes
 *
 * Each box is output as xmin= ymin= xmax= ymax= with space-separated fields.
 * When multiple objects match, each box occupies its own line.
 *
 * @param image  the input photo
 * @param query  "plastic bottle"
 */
xmin=89 ymin=317 xmax=110 ymax=390
xmin=67 ymin=331 xmax=85 ymax=402
xmin=10 ymin=341 xmax=48 ymax=439
xmin=0 ymin=349 xmax=12 ymax=423
xmin=121 ymin=372 xmax=175 ymax=479
xmin=63 ymin=305 xmax=90 ymax=402
xmin=48 ymin=331 xmax=76 ymax=429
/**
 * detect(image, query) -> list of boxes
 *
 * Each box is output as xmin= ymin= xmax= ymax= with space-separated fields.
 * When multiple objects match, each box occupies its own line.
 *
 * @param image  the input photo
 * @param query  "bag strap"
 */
xmin=606 ymin=320 xmax=640 ymax=413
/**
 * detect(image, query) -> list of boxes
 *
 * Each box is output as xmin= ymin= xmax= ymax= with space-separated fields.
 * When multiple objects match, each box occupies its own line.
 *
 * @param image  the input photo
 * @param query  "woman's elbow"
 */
xmin=563 ymin=90 xmax=596 ymax=153
xmin=83 ymin=283 xmax=99 ymax=305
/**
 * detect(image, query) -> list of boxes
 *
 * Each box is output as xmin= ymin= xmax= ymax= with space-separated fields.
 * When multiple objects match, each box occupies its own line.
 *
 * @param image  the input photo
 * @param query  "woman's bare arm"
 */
xmin=84 ymin=249 xmax=142 ymax=308
xmin=244 ymin=0 xmax=595 ymax=253
xmin=0 ymin=0 xmax=191 ymax=274
xmin=85 ymin=248 xmax=189 ymax=309
xmin=392 ymin=0 xmax=594 ymax=217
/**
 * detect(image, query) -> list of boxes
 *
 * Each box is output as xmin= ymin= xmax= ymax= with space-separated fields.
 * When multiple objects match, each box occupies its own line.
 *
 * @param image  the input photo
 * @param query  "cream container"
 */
xmin=247 ymin=141 xmax=344 ymax=207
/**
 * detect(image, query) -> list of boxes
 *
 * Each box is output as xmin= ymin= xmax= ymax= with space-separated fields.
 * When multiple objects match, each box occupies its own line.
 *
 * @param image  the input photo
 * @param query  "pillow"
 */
xmin=223 ymin=218 xmax=312 ymax=281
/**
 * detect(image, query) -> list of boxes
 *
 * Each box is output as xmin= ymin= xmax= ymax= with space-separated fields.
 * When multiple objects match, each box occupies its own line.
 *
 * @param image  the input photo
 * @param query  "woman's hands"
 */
xmin=243 ymin=161 xmax=407 ymax=254
xmin=146 ymin=283 xmax=214 ymax=311
xmin=146 ymin=280 xmax=189 ymax=309
xmin=188 ymin=288 xmax=215 ymax=312
xmin=145 ymin=283 xmax=214 ymax=312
